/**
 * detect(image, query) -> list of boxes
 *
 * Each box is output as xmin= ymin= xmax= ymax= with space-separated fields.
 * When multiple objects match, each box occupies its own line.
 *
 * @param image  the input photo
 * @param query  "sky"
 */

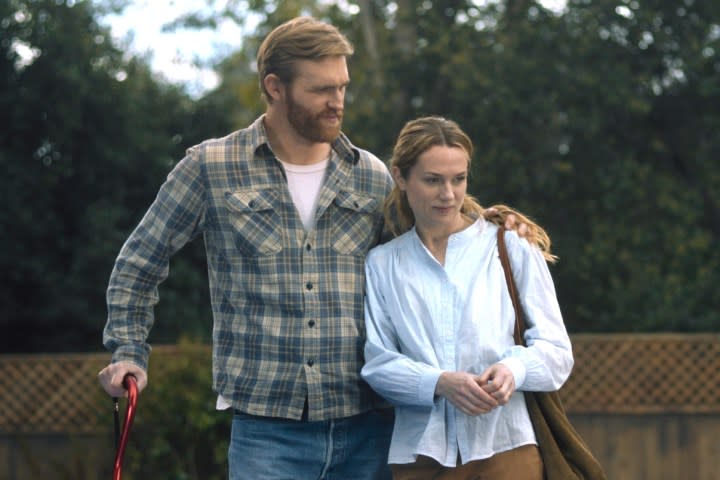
xmin=101 ymin=0 xmax=568 ymax=98
xmin=100 ymin=0 xmax=251 ymax=97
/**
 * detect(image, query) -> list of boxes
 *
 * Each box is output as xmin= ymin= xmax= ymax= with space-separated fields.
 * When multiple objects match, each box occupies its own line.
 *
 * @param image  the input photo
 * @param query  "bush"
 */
xmin=121 ymin=342 xmax=229 ymax=479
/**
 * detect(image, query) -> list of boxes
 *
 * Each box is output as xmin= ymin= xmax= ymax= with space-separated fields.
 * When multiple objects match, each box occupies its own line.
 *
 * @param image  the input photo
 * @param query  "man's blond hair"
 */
xmin=256 ymin=17 xmax=354 ymax=103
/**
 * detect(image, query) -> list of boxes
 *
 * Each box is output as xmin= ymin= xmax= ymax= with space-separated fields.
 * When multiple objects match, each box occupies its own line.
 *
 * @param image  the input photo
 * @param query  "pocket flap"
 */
xmin=334 ymin=191 xmax=378 ymax=213
xmin=225 ymin=189 xmax=276 ymax=213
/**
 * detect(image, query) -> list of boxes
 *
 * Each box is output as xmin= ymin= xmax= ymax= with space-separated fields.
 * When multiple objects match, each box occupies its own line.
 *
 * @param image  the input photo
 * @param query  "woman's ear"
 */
xmin=391 ymin=166 xmax=406 ymax=190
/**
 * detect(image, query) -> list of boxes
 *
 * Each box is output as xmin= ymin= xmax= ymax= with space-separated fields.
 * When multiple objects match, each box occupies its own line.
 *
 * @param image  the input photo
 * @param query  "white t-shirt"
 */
xmin=279 ymin=158 xmax=329 ymax=230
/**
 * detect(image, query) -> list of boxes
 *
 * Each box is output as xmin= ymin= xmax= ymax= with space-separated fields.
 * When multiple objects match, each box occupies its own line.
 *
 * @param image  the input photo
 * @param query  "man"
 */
xmin=98 ymin=16 xmax=529 ymax=479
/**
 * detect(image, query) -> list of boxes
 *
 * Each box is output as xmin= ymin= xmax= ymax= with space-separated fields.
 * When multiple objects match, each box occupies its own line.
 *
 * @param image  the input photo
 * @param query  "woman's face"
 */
xmin=393 ymin=145 xmax=469 ymax=235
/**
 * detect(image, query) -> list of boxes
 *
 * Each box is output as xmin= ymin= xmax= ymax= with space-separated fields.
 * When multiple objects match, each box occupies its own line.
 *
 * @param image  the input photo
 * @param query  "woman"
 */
xmin=361 ymin=116 xmax=573 ymax=479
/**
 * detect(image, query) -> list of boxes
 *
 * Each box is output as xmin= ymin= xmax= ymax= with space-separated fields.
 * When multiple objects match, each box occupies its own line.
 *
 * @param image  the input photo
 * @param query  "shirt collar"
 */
xmin=249 ymin=115 xmax=360 ymax=165
xmin=410 ymin=218 xmax=487 ymax=248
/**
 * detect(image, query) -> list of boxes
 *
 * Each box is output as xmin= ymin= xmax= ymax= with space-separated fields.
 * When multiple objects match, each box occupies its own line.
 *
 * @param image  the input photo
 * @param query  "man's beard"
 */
xmin=286 ymin=92 xmax=343 ymax=143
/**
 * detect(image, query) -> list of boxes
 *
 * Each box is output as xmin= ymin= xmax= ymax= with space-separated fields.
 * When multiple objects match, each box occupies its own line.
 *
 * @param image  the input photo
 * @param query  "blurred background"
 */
xmin=1 ymin=0 xmax=719 ymax=477
xmin=2 ymin=0 xmax=719 ymax=353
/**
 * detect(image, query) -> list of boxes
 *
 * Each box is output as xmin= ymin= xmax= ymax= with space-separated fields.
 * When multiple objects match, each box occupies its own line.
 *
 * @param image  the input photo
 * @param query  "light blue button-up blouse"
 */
xmin=361 ymin=219 xmax=574 ymax=467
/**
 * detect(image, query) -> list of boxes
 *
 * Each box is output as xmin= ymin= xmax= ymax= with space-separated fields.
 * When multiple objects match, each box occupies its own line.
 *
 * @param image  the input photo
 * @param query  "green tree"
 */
xmin=497 ymin=0 xmax=720 ymax=331
xmin=3 ymin=0 xmax=718 ymax=354
xmin=0 ymin=0 xmax=215 ymax=352
xmin=197 ymin=0 xmax=720 ymax=332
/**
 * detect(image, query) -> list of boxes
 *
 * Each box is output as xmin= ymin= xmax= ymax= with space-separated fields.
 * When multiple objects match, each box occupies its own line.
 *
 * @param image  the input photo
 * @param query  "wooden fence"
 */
xmin=1 ymin=334 xmax=718 ymax=479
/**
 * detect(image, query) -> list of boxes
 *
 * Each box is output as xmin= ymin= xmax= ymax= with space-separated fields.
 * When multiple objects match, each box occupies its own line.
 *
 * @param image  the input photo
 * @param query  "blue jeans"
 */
xmin=228 ymin=409 xmax=393 ymax=480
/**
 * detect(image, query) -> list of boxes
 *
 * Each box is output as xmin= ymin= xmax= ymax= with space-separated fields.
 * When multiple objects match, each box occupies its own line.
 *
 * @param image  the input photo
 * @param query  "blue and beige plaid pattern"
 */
xmin=105 ymin=116 xmax=393 ymax=420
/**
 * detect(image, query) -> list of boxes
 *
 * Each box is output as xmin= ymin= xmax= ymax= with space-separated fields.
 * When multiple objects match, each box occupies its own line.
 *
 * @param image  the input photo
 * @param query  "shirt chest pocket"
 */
xmin=331 ymin=191 xmax=381 ymax=256
xmin=224 ymin=189 xmax=283 ymax=256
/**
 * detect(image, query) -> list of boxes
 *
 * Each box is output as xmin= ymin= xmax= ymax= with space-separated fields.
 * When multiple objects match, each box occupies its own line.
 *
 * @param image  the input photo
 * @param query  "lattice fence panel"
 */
xmin=0 ymin=353 xmax=109 ymax=433
xmin=0 ymin=346 xmax=204 ymax=434
xmin=1 ymin=336 xmax=718 ymax=434
xmin=561 ymin=334 xmax=720 ymax=413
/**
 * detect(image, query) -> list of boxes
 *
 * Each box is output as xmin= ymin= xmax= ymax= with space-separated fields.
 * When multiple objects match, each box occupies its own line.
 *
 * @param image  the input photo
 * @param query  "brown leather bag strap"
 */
xmin=496 ymin=226 xmax=526 ymax=347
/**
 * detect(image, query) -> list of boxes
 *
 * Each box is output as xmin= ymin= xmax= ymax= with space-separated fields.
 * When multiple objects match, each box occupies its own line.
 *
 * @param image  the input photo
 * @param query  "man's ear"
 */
xmin=391 ymin=166 xmax=406 ymax=190
xmin=263 ymin=74 xmax=284 ymax=102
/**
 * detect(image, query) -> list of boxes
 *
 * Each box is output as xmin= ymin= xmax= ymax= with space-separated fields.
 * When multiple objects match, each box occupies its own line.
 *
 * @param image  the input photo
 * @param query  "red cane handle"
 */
xmin=113 ymin=374 xmax=138 ymax=480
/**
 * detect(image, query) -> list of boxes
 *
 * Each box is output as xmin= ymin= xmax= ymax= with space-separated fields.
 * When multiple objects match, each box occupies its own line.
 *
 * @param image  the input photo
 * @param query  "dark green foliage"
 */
xmin=121 ymin=344 xmax=229 ymax=479
xmin=229 ymin=0 xmax=720 ymax=332
xmin=333 ymin=0 xmax=720 ymax=332
xmin=0 ymin=0 xmax=214 ymax=352
xmin=196 ymin=0 xmax=720 ymax=332
xmin=2 ymin=0 xmax=718 ymax=355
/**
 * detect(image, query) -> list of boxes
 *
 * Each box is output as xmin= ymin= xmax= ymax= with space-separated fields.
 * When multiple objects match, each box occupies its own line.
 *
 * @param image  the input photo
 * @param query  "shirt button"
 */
xmin=306 ymin=282 xmax=313 ymax=290
xmin=307 ymin=359 xmax=315 ymax=367
xmin=306 ymin=244 xmax=312 ymax=251
xmin=308 ymin=320 xmax=316 ymax=328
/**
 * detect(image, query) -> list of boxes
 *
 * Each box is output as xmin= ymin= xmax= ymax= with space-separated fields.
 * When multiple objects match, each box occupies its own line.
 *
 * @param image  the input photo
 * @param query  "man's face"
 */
xmin=284 ymin=56 xmax=349 ymax=143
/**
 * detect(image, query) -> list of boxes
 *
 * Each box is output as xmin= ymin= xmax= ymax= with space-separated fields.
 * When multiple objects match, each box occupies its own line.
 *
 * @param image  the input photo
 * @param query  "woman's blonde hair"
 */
xmin=256 ymin=17 xmax=354 ymax=103
xmin=385 ymin=116 xmax=556 ymax=262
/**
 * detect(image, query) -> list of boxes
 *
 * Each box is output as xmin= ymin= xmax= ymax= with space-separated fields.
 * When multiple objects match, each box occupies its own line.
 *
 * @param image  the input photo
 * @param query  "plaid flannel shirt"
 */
xmin=104 ymin=116 xmax=394 ymax=420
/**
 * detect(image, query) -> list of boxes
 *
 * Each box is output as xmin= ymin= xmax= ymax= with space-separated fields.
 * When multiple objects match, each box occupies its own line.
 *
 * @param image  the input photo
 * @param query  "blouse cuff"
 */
xmin=419 ymin=368 xmax=444 ymax=406
xmin=499 ymin=356 xmax=527 ymax=389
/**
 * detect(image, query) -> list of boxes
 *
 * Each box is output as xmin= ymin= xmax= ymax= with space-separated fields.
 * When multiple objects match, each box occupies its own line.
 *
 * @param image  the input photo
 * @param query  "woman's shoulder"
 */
xmin=367 ymin=229 xmax=415 ymax=264
xmin=499 ymin=224 xmax=548 ymax=267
